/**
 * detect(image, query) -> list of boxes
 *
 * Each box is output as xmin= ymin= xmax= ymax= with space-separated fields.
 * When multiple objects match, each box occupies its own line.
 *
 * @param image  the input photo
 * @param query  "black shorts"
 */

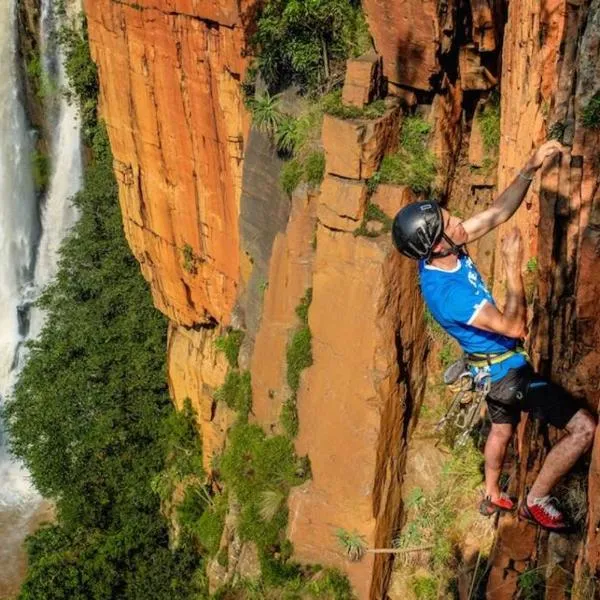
xmin=485 ymin=364 xmax=582 ymax=429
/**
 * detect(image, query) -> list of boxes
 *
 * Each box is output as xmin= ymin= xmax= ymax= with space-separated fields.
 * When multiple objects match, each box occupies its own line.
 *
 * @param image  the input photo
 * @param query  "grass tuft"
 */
xmin=215 ymin=329 xmax=245 ymax=369
xmin=477 ymin=92 xmax=501 ymax=152
xmin=214 ymin=370 xmax=252 ymax=420
xmin=371 ymin=116 xmax=437 ymax=193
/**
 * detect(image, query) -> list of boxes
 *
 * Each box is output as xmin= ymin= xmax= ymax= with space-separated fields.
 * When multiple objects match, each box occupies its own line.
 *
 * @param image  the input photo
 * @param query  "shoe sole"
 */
xmin=518 ymin=506 xmax=571 ymax=533
xmin=479 ymin=501 xmax=516 ymax=517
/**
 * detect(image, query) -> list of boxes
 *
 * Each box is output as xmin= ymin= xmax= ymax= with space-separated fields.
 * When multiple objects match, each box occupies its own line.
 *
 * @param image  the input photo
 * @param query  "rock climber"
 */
xmin=391 ymin=140 xmax=596 ymax=532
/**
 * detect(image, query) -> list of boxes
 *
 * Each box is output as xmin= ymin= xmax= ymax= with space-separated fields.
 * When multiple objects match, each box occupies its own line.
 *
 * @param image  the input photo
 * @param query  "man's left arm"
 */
xmin=462 ymin=140 xmax=565 ymax=243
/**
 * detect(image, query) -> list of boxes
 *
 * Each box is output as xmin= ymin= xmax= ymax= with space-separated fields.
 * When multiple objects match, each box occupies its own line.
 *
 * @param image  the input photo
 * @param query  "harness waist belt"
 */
xmin=465 ymin=346 xmax=529 ymax=368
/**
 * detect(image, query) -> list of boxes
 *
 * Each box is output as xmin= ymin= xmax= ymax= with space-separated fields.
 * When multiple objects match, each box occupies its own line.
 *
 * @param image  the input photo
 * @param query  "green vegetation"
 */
xmin=182 ymin=242 xmax=201 ymax=274
xmin=247 ymin=91 xmax=286 ymax=135
xmin=305 ymin=150 xmax=326 ymax=186
xmin=280 ymin=150 xmax=325 ymax=195
xmin=335 ymin=529 xmax=367 ymax=561
xmin=518 ymin=568 xmax=545 ymax=600
xmin=26 ymin=52 xmax=58 ymax=99
xmin=411 ymin=575 xmax=437 ymax=600
xmin=476 ymin=92 xmax=501 ymax=153
xmin=393 ymin=442 xmax=485 ymax=594
xmin=280 ymin=396 xmax=299 ymax=438
xmin=286 ymin=289 xmax=313 ymax=393
xmin=3 ymin=18 xmax=211 ymax=598
xmin=526 ymin=257 xmax=538 ymax=273
xmin=321 ymin=89 xmax=386 ymax=120
xmin=252 ymin=0 xmax=370 ymax=93
xmin=281 ymin=289 xmax=313 ymax=438
xmin=30 ymin=148 xmax=50 ymax=192
xmin=177 ymin=486 xmax=228 ymax=556
xmin=281 ymin=159 xmax=305 ymax=195
xmin=57 ymin=18 xmax=99 ymax=143
xmin=220 ymin=422 xmax=306 ymax=582
xmin=214 ymin=329 xmax=245 ymax=369
xmin=353 ymin=202 xmax=393 ymax=238
xmin=214 ymin=370 xmax=253 ymax=421
xmin=370 ymin=116 xmax=437 ymax=194
xmin=582 ymin=92 xmax=600 ymax=129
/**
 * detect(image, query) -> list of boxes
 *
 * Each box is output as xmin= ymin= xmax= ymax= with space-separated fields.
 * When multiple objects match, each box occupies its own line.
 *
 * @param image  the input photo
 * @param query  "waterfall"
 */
xmin=0 ymin=0 xmax=82 ymax=590
xmin=0 ymin=0 xmax=39 ymax=507
xmin=28 ymin=0 xmax=82 ymax=339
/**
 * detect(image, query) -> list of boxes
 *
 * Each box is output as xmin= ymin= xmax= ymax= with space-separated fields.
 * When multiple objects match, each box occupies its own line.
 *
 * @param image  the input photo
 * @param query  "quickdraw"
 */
xmin=435 ymin=357 xmax=491 ymax=446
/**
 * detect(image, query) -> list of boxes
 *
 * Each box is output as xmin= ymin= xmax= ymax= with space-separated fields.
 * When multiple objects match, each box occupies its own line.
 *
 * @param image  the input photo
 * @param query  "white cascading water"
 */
xmin=0 ymin=0 xmax=81 ymax=590
xmin=0 ymin=0 xmax=39 ymax=508
xmin=29 ymin=0 xmax=82 ymax=339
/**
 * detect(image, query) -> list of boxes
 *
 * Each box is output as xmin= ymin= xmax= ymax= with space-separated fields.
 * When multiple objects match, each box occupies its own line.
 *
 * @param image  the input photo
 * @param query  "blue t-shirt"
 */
xmin=419 ymin=256 xmax=527 ymax=381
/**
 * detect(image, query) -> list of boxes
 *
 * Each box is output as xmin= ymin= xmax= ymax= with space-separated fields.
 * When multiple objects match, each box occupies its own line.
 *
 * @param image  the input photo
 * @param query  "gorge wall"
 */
xmin=84 ymin=0 xmax=600 ymax=598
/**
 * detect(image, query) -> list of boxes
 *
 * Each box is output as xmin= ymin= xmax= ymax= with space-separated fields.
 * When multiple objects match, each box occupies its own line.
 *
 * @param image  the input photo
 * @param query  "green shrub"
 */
xmin=182 ymin=243 xmax=200 ymax=274
xmin=214 ymin=370 xmax=252 ymax=420
xmin=477 ymin=92 xmax=501 ymax=152
xmin=280 ymin=396 xmax=299 ymax=437
xmin=151 ymin=400 xmax=205 ymax=503
xmin=220 ymin=422 xmax=304 ymax=553
xmin=195 ymin=500 xmax=227 ymax=556
xmin=30 ymin=148 xmax=50 ymax=192
xmin=306 ymin=568 xmax=356 ymax=599
xmin=295 ymin=288 xmax=312 ymax=324
xmin=305 ymin=151 xmax=326 ymax=186
xmin=373 ymin=116 xmax=437 ymax=193
xmin=353 ymin=203 xmax=392 ymax=237
xmin=526 ymin=257 xmax=538 ymax=273
xmin=281 ymin=159 xmax=304 ymax=195
xmin=214 ymin=329 xmax=245 ymax=369
xmin=286 ymin=327 xmax=312 ymax=393
xmin=582 ymin=92 xmax=600 ymax=129
xmin=252 ymin=0 xmax=371 ymax=93
xmin=412 ymin=575 xmax=437 ymax=600
xmin=248 ymin=91 xmax=285 ymax=135
xmin=321 ymin=89 xmax=386 ymax=120
xmin=57 ymin=19 xmax=99 ymax=143
xmin=518 ymin=568 xmax=545 ymax=600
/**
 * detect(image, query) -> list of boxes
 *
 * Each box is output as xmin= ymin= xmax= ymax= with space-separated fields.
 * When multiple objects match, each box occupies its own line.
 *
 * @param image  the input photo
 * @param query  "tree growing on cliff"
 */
xmin=252 ymin=0 xmax=371 ymax=93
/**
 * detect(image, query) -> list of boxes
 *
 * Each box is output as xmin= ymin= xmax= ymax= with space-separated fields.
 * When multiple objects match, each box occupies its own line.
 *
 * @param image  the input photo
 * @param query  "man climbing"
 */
xmin=391 ymin=140 xmax=596 ymax=532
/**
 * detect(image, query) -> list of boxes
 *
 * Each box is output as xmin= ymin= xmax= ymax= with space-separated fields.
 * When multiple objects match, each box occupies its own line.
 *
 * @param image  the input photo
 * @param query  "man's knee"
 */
xmin=566 ymin=409 xmax=596 ymax=450
xmin=488 ymin=423 xmax=513 ymax=444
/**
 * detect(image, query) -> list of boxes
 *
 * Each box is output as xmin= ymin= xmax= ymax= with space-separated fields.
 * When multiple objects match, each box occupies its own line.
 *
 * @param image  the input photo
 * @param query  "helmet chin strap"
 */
xmin=428 ymin=233 xmax=467 ymax=260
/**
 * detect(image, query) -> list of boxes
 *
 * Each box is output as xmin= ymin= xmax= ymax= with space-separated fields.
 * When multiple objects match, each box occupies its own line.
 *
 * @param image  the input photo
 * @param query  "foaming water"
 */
xmin=0 ymin=0 xmax=82 ymax=592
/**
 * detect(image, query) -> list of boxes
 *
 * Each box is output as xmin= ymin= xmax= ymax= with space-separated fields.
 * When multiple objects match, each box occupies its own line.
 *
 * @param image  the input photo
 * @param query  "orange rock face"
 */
xmin=342 ymin=51 xmax=383 ymax=109
xmin=362 ymin=0 xmax=440 ymax=90
xmin=85 ymin=0 xmax=254 ymax=327
xmin=487 ymin=0 xmax=600 ymax=593
xmin=250 ymin=187 xmax=318 ymax=431
xmin=287 ymin=220 xmax=428 ymax=599
xmin=322 ymin=105 xmax=401 ymax=180
xmin=167 ymin=323 xmax=234 ymax=471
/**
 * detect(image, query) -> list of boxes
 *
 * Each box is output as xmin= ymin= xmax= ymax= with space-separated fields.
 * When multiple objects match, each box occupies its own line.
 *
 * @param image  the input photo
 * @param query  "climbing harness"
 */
xmin=435 ymin=346 xmax=529 ymax=444
xmin=435 ymin=357 xmax=491 ymax=446
xmin=464 ymin=345 xmax=529 ymax=369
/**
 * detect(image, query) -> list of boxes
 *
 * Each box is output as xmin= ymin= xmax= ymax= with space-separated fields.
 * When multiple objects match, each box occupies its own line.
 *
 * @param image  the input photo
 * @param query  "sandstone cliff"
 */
xmin=85 ymin=0 xmax=600 ymax=598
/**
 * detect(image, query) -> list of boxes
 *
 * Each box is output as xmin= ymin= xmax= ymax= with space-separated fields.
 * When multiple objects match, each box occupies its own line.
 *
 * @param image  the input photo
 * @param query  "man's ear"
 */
xmin=431 ymin=240 xmax=445 ymax=253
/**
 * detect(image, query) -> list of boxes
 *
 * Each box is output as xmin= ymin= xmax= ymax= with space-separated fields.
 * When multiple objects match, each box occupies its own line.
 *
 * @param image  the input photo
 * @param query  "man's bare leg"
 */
xmin=527 ymin=409 xmax=596 ymax=502
xmin=484 ymin=423 xmax=514 ymax=500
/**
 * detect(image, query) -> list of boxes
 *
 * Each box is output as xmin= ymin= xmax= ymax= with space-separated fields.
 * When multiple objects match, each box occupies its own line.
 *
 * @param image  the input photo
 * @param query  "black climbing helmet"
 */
xmin=392 ymin=201 xmax=445 ymax=260
xmin=392 ymin=201 xmax=466 ymax=260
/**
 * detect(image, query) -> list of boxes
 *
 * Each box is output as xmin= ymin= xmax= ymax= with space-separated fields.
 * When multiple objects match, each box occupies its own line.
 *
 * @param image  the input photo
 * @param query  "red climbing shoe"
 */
xmin=479 ymin=494 xmax=516 ymax=516
xmin=519 ymin=496 xmax=570 ymax=532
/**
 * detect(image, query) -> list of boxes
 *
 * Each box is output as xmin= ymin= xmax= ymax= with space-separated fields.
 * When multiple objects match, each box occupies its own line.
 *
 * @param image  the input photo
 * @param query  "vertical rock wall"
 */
xmin=487 ymin=1 xmax=600 ymax=596
xmin=85 ymin=0 xmax=253 ymax=327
